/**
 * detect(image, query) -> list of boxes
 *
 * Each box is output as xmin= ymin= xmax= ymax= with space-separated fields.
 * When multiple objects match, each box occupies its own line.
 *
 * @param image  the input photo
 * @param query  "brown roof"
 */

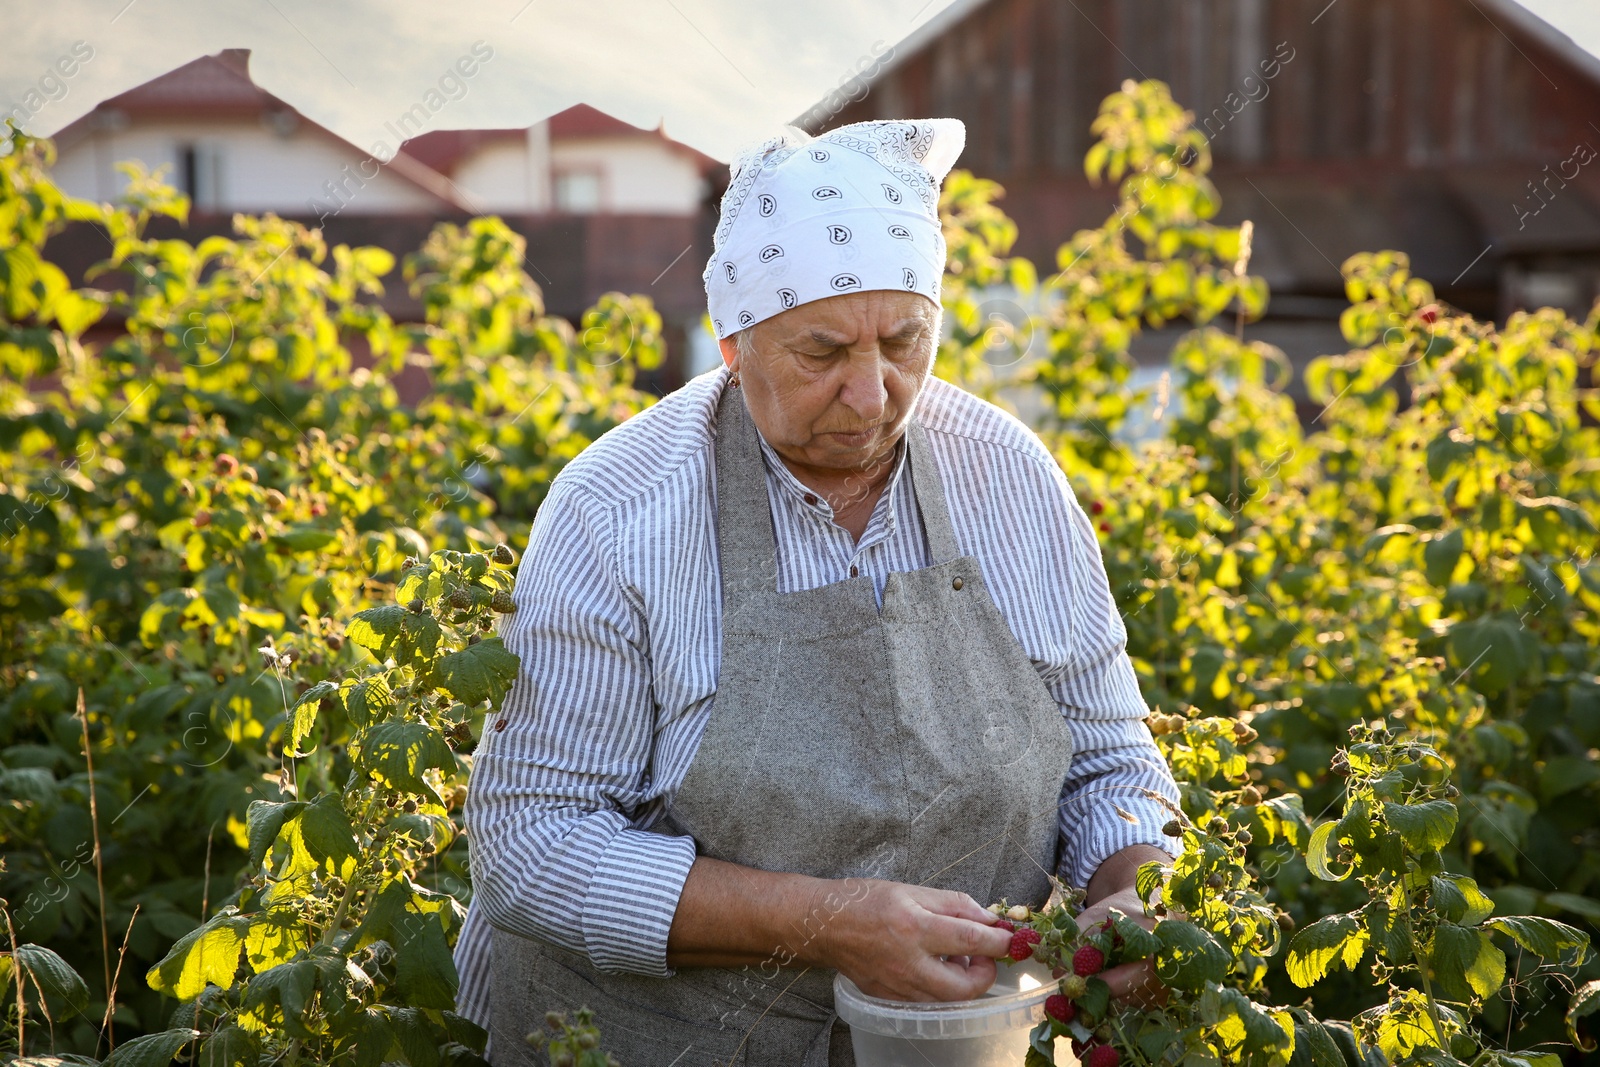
xmin=49 ymin=48 xmax=472 ymax=211
xmin=398 ymin=104 xmax=721 ymax=176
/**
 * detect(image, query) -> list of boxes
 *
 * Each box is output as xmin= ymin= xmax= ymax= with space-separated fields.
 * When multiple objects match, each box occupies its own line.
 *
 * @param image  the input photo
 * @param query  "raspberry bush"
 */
xmin=2 ymin=76 xmax=1598 ymax=1067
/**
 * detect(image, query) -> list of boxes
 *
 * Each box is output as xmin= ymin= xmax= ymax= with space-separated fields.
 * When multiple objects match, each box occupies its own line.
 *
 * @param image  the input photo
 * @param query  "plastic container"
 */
xmin=833 ymin=961 xmax=1062 ymax=1067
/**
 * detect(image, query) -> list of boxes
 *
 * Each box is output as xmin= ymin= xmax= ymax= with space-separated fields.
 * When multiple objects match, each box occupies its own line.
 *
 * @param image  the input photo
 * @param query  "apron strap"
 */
xmin=903 ymin=417 xmax=964 ymax=564
xmin=714 ymin=377 xmax=783 ymax=599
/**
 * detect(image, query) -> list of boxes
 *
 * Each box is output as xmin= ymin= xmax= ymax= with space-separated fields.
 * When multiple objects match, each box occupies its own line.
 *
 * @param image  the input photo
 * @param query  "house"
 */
xmin=815 ymin=0 xmax=1600 ymax=376
xmin=40 ymin=48 xmax=728 ymax=390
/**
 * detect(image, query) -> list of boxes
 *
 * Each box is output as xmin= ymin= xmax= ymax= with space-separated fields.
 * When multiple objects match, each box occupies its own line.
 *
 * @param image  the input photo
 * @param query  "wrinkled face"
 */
xmin=719 ymin=290 xmax=940 ymax=474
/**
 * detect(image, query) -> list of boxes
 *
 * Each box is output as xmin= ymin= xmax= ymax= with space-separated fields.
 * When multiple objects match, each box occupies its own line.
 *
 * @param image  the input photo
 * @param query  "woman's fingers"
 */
xmin=923 ymin=910 xmax=1014 ymax=961
xmin=919 ymin=886 xmax=1001 ymax=924
xmin=926 ymin=951 xmax=998 ymax=1000
xmin=1098 ymin=958 xmax=1167 ymax=1008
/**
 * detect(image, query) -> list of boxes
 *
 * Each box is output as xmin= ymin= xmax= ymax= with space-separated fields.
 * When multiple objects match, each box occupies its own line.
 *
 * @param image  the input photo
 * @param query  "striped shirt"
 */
xmin=453 ymin=366 xmax=1181 ymax=1030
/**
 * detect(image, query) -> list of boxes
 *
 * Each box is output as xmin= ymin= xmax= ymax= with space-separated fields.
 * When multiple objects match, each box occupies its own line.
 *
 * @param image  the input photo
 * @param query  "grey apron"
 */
xmin=488 ymin=378 xmax=1075 ymax=1066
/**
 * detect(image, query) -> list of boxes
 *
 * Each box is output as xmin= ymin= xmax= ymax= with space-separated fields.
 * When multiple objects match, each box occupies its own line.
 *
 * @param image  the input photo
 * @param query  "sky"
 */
xmin=1 ymin=0 xmax=1597 ymax=165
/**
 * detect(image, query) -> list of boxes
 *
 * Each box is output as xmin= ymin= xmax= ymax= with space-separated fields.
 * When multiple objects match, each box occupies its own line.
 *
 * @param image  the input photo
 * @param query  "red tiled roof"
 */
xmin=65 ymin=48 xmax=284 ymax=122
xmin=400 ymin=104 xmax=721 ymax=175
xmin=396 ymin=128 xmax=525 ymax=175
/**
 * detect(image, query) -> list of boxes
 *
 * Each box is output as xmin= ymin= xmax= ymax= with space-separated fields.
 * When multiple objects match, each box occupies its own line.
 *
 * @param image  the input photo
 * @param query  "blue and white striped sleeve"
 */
xmin=464 ymin=478 xmax=698 ymax=977
xmin=1044 ymin=467 xmax=1182 ymax=888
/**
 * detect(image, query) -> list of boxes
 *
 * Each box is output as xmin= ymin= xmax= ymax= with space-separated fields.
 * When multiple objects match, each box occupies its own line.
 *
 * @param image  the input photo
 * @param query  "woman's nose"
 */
xmin=839 ymin=352 xmax=889 ymax=421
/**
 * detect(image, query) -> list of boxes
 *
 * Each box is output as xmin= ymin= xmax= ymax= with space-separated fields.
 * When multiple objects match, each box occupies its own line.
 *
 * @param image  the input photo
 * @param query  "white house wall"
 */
xmin=49 ymin=119 xmax=441 ymax=215
xmin=453 ymin=137 xmax=551 ymax=212
xmin=549 ymin=136 xmax=704 ymax=215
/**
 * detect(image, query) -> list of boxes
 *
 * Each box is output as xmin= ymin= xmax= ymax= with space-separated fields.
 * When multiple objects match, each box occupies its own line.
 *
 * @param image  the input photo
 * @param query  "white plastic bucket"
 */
xmin=833 ymin=961 xmax=1065 ymax=1067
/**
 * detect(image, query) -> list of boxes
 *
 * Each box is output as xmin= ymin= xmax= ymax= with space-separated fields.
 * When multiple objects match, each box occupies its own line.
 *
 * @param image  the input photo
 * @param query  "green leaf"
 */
xmin=1569 ymin=978 xmax=1600 ymax=1052
xmin=1382 ymin=800 xmax=1457 ymax=853
xmin=1108 ymin=909 xmax=1161 ymax=960
xmin=1154 ymin=920 xmax=1229 ymax=991
xmin=198 ymin=1025 xmax=260 ymax=1067
xmin=1428 ymin=923 xmax=1505 ymax=1001
xmin=1423 ymin=529 xmax=1464 ymax=587
xmin=337 ymin=1007 xmax=398 ymax=1067
xmin=1287 ymin=1008 xmax=1346 ymax=1067
xmin=1027 ymin=1018 xmax=1055 ymax=1066
xmin=347 ymin=604 xmax=442 ymax=663
xmin=1074 ymin=975 xmax=1112 ymax=1025
xmin=392 ymin=911 xmax=459 ymax=1010
xmin=245 ymin=909 xmax=310 ymax=971
xmin=11 ymin=944 xmax=90 ymax=1018
xmin=146 ymin=909 xmax=250 ymax=1000
xmin=242 ymin=958 xmax=319 ymax=1039
xmin=1447 ymin=615 xmax=1538 ymax=696
xmin=1483 ymin=916 xmax=1589 ymax=961
xmin=1305 ymin=821 xmax=1351 ymax=882
xmin=1540 ymin=756 xmax=1600 ymax=801
xmin=357 ymin=721 xmax=455 ymax=802
xmin=1430 ymin=874 xmax=1495 ymax=926
xmin=247 ymin=799 xmax=304 ymax=870
xmin=283 ymin=794 xmax=358 ymax=878
xmin=433 ymin=637 xmax=518 ymax=707
xmin=386 ymin=1005 xmax=443 ymax=1067
xmin=1201 ymin=986 xmax=1295 ymax=1065
xmin=1544 ymin=892 xmax=1600 ymax=924
xmin=101 ymin=1028 xmax=203 ymax=1067
xmin=1135 ymin=859 xmax=1167 ymax=904
xmin=1286 ymin=913 xmax=1368 ymax=988
xmin=286 ymin=680 xmax=339 ymax=757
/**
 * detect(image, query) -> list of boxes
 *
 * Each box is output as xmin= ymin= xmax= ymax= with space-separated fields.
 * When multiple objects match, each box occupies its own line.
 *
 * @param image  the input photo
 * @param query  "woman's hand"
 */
xmin=1069 ymin=885 xmax=1166 ymax=1008
xmin=811 ymin=879 xmax=1014 ymax=1002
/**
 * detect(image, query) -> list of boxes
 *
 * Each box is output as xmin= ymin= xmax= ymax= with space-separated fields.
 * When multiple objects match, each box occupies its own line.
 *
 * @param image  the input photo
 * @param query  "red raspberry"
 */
xmin=1086 ymin=1044 xmax=1120 ymax=1067
xmin=1090 ymin=500 xmax=1105 ymax=515
xmin=1098 ymin=522 xmax=1111 ymax=534
xmin=994 ymin=919 xmax=1016 ymax=933
xmin=215 ymin=453 xmax=239 ymax=476
xmin=1099 ymin=919 xmax=1114 ymax=934
xmin=1417 ymin=304 xmax=1440 ymax=325
xmin=1008 ymin=928 xmax=1041 ymax=961
xmin=1044 ymin=994 xmax=1074 ymax=1023
xmin=1073 ymin=945 xmax=1105 ymax=976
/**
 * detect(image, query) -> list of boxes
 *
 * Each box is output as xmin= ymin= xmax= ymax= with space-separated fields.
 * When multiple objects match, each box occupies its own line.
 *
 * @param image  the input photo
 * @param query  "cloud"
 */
xmin=4 ymin=0 xmax=960 ymax=162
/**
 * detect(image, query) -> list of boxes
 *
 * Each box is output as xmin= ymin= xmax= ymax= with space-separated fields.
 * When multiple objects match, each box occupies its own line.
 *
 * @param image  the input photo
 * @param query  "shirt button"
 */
xmin=952 ymin=576 xmax=964 ymax=590
xmin=803 ymin=493 xmax=818 ymax=506
xmin=850 ymin=565 xmax=859 ymax=577
xmin=493 ymin=718 xmax=508 ymax=732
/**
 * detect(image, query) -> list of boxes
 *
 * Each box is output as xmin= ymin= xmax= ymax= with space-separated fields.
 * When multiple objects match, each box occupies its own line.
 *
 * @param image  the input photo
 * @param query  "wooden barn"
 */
xmin=816 ymin=0 xmax=1600 ymax=364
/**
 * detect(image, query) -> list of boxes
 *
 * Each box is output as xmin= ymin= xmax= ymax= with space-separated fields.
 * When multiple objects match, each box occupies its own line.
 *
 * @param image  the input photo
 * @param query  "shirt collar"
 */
xmin=753 ymin=424 xmax=912 ymax=536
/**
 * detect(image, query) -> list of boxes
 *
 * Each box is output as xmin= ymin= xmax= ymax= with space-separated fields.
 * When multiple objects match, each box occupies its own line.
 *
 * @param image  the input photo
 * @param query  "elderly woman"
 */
xmin=452 ymin=118 xmax=1183 ymax=1066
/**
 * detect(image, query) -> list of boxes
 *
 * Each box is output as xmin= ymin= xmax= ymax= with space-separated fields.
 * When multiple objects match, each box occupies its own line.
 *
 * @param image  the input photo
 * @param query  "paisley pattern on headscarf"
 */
xmin=702 ymin=118 xmax=966 ymax=339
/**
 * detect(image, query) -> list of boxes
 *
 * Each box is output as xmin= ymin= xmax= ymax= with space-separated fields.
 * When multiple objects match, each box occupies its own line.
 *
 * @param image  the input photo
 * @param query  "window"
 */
xmin=178 ymin=141 xmax=225 ymax=211
xmin=553 ymin=168 xmax=602 ymax=213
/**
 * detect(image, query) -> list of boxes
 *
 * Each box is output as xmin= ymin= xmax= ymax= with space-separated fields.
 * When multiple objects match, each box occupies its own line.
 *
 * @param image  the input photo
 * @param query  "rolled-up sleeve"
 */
xmin=465 ymin=479 xmax=697 ymax=976
xmin=1045 ymin=467 xmax=1182 ymax=887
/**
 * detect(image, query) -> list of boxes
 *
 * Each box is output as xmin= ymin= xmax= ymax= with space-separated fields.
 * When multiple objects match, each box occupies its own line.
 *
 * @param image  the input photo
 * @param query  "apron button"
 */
xmin=952 ymin=576 xmax=964 ymax=590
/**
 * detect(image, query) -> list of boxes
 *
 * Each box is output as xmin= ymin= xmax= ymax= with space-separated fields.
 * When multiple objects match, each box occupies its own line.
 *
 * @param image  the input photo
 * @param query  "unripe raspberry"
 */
xmin=1072 ymin=945 xmax=1105 ymax=976
xmin=1006 ymin=904 xmax=1030 ymax=922
xmin=1008 ymin=927 xmax=1041 ymax=961
xmin=1059 ymin=974 xmax=1088 ymax=999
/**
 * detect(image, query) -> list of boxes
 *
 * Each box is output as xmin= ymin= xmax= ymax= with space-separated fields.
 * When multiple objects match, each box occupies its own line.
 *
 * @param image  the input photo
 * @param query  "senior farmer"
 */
xmin=453 ymin=118 xmax=1183 ymax=1065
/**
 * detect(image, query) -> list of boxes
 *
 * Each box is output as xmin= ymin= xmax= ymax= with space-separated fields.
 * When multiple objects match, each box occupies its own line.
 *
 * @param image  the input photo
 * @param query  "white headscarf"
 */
xmin=702 ymin=118 xmax=966 ymax=339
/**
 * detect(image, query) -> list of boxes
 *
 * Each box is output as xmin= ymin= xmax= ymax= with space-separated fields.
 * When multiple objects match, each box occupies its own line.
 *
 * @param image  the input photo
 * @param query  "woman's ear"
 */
xmin=718 ymin=335 xmax=739 ymax=369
